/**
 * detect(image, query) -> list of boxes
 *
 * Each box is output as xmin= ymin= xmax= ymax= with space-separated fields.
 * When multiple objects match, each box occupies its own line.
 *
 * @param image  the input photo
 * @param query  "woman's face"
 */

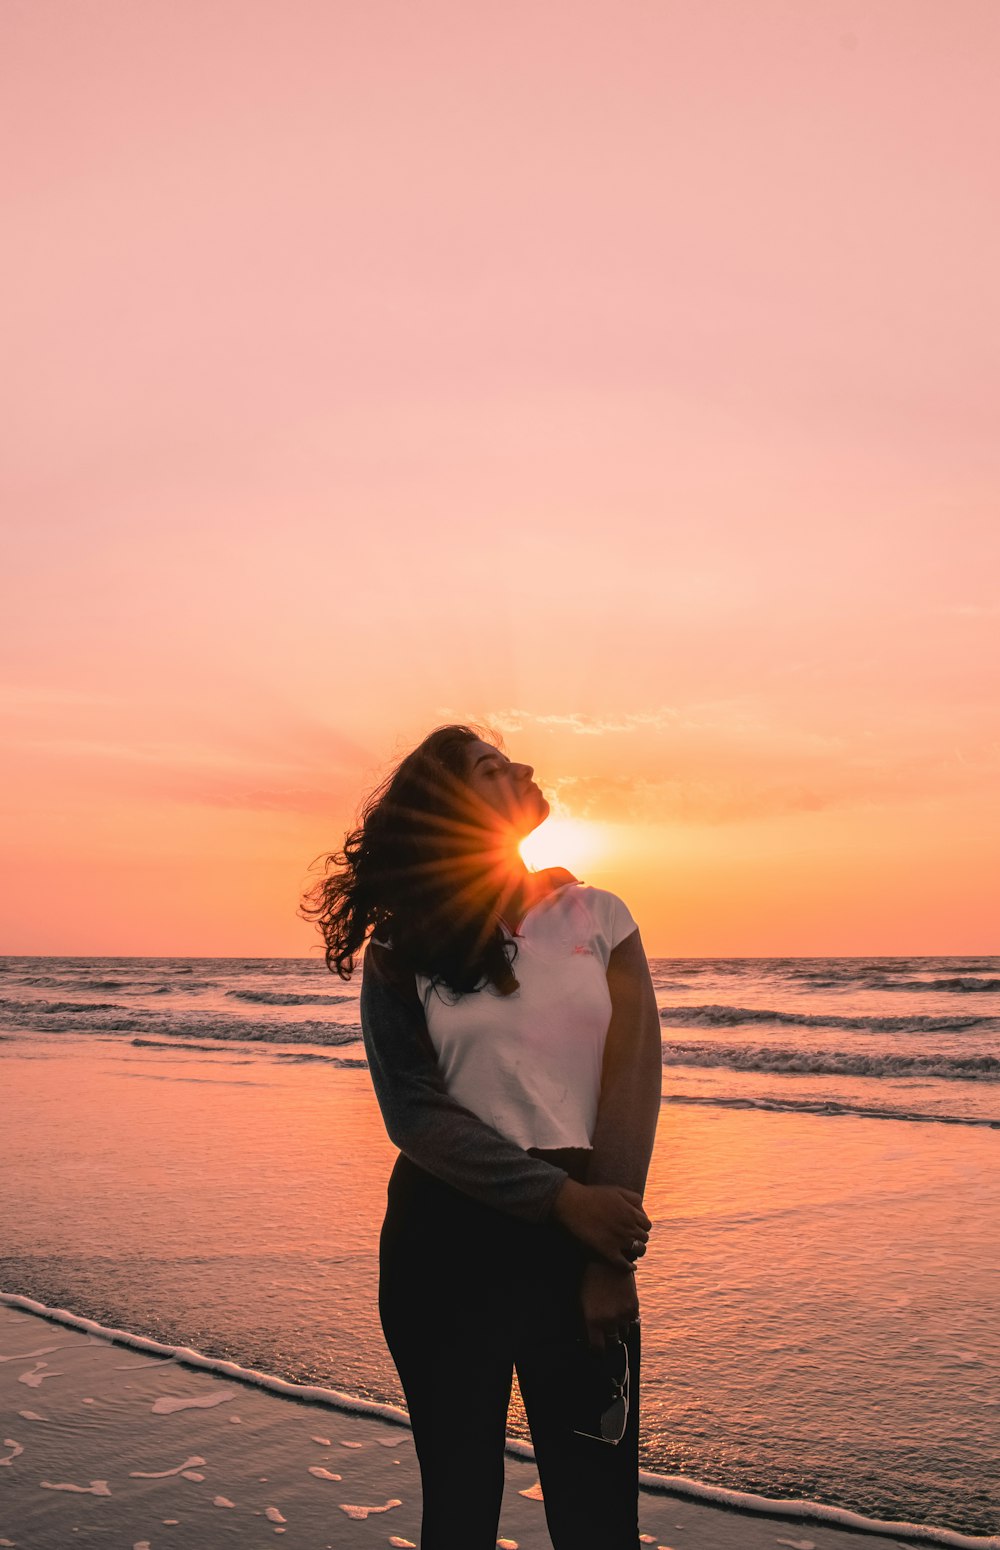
xmin=463 ymin=738 xmax=549 ymax=839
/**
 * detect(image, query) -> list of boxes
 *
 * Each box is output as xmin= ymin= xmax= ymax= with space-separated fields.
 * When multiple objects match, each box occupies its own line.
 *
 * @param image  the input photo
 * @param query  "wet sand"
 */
xmin=3 ymin=1300 xmax=996 ymax=1550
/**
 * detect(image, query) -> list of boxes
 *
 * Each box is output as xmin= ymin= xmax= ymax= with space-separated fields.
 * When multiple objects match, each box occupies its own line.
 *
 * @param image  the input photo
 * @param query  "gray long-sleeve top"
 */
xmin=358 ymin=908 xmax=662 ymax=1226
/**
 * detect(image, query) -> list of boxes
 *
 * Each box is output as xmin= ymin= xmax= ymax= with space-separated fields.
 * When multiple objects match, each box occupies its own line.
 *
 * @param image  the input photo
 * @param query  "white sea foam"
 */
xmin=338 ymin=1497 xmax=402 ymax=1519
xmin=151 ymin=1389 xmax=236 ymax=1414
xmin=8 ymin=1285 xmax=995 ymax=1549
xmin=40 ymin=1478 xmax=111 ymax=1495
xmin=128 ymin=1454 xmax=206 ymax=1477
xmin=635 ymin=1468 xmax=1000 ymax=1548
xmin=0 ymin=1344 xmax=64 ymax=1363
xmin=0 ymin=1292 xmax=412 ymax=1428
xmin=17 ymin=1361 xmax=62 ymax=1387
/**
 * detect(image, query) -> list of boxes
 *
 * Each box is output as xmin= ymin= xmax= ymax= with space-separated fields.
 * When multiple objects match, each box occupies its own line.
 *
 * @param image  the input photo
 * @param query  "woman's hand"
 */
xmin=579 ymin=1260 xmax=640 ymax=1350
xmin=551 ymin=1179 xmax=650 ymax=1269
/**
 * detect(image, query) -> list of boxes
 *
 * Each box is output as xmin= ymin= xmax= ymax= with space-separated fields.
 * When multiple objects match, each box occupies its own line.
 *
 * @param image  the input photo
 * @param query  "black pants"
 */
xmin=378 ymin=1151 xmax=641 ymax=1550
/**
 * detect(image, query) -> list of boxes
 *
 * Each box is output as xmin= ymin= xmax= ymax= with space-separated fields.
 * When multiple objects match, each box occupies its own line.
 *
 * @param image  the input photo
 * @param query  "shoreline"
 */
xmin=3 ymin=1291 xmax=996 ymax=1550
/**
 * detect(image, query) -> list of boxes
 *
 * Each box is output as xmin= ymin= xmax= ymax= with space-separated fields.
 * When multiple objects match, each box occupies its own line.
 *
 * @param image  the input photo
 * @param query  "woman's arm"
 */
xmin=360 ymin=940 xmax=569 ymax=1223
xmin=580 ymin=927 xmax=662 ymax=1346
xmin=587 ymin=927 xmax=662 ymax=1196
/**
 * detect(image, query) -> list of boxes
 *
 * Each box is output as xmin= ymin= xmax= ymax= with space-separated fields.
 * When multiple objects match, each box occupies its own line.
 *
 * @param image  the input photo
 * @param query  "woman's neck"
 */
xmin=495 ymin=863 xmax=555 ymax=934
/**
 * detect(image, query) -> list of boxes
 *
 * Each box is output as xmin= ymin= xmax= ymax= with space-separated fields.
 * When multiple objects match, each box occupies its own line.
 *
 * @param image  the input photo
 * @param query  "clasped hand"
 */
xmin=551 ymin=1179 xmax=650 ymax=1270
xmin=579 ymin=1258 xmax=639 ymax=1349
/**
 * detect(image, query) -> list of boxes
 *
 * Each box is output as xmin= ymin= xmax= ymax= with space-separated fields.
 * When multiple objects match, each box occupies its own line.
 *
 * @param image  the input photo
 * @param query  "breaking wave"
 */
xmin=225 ymin=989 xmax=354 ymax=1006
xmin=0 ymin=997 xmax=363 ymax=1047
xmin=130 ymin=1038 xmax=367 ymax=1066
xmin=662 ymin=1040 xmax=1000 ymax=1081
xmin=868 ymin=977 xmax=1000 ymax=993
xmin=660 ymin=1004 xmax=997 ymax=1033
xmin=662 ymin=1093 xmax=999 ymax=1129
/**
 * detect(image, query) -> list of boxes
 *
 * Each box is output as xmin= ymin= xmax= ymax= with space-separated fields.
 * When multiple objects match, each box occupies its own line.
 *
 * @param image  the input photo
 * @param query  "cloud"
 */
xmin=484 ymin=705 xmax=726 ymax=737
xmin=548 ymin=747 xmax=1000 ymax=825
xmin=934 ymin=603 xmax=1000 ymax=619
xmin=548 ymin=773 xmax=835 ymax=824
xmin=0 ymin=713 xmax=371 ymax=823
xmin=484 ymin=702 xmax=846 ymax=757
xmin=441 ymin=706 xmax=685 ymax=736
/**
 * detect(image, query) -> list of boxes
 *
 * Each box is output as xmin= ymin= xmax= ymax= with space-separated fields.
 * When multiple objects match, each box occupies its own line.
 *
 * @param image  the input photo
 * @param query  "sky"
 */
xmin=2 ymin=0 xmax=998 ymax=957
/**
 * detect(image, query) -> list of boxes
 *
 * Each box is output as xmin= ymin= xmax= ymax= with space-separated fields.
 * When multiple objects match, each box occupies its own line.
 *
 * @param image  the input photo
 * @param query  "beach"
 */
xmin=7 ymin=0 xmax=999 ymax=1539
xmin=1 ymin=953 xmax=998 ymax=1546
xmin=3 ymin=1297 xmax=997 ymax=1550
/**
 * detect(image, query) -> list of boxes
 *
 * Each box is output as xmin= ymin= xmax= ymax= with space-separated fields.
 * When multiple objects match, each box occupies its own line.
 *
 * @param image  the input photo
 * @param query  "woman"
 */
xmin=302 ymin=723 xmax=662 ymax=1549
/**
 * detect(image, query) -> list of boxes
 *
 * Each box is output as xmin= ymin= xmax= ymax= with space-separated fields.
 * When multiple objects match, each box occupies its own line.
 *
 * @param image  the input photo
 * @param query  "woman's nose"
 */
xmin=514 ymin=762 xmax=534 ymax=781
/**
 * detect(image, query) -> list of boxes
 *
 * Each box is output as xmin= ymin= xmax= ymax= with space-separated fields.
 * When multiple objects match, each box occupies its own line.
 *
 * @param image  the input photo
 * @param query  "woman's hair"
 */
xmin=300 ymin=723 xmax=522 ymax=996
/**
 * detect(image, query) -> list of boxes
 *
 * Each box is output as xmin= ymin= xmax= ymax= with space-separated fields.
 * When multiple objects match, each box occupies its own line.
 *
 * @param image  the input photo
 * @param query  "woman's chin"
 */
xmin=524 ymin=795 xmax=550 ymax=833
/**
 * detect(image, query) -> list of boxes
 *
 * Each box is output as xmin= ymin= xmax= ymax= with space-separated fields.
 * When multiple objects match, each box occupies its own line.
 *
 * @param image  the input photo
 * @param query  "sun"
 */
xmin=519 ymin=816 xmax=606 ymax=876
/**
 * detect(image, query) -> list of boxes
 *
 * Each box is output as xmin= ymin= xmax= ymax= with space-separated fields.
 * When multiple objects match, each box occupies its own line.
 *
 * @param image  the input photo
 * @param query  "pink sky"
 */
xmin=2 ymin=0 xmax=998 ymax=955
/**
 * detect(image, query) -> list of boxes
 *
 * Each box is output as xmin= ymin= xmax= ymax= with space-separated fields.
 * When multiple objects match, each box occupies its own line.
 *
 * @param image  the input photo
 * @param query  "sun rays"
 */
xmin=519 ymin=816 xmax=607 ymax=877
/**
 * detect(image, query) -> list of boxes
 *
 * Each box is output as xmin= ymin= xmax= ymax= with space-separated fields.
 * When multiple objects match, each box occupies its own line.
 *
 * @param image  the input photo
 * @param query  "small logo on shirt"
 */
xmin=571 ymin=944 xmax=595 ymax=956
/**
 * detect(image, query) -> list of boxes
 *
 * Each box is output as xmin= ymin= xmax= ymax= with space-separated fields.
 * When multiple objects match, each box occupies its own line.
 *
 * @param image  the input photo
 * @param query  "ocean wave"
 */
xmin=652 ymin=959 xmax=1000 ymax=988
xmin=858 ymin=960 xmax=999 ymax=976
xmin=225 ymin=989 xmax=355 ymax=1006
xmin=662 ymin=1093 xmax=999 ymax=1129
xmin=128 ymin=1039 xmax=366 ymax=1067
xmin=786 ymin=977 xmax=845 ymax=988
xmin=659 ymin=1003 xmax=997 ymax=1033
xmin=662 ymin=1040 xmax=1000 ymax=1081
xmin=131 ymin=1038 xmax=251 ymax=1054
xmin=1 ymin=974 xmax=212 ymax=995
xmin=29 ymin=999 xmax=132 ymax=1015
xmin=68 ymin=977 xmax=185 ymax=995
xmin=0 ymin=998 xmax=364 ymax=1046
xmin=149 ymin=1019 xmax=364 ymax=1046
xmin=275 ymin=1052 xmax=369 ymax=1067
xmin=868 ymin=977 xmax=1000 ymax=993
xmin=5 ymin=973 xmax=75 ymax=988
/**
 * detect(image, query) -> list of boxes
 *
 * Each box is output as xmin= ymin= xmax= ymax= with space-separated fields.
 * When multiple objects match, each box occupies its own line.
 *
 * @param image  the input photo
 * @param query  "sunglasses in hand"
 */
xmin=571 ymin=1337 xmax=630 ymax=1446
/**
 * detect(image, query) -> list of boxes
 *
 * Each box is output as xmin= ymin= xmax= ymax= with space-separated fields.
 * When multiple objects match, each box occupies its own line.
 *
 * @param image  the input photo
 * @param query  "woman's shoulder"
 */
xmin=562 ymin=883 xmax=639 ymax=947
xmin=364 ymin=933 xmax=417 ymax=995
xmin=561 ymin=880 xmax=630 ymax=909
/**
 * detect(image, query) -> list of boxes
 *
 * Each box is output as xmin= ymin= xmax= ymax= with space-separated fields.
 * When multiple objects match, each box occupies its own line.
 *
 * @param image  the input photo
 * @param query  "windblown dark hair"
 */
xmin=300 ymin=723 xmax=522 ymax=996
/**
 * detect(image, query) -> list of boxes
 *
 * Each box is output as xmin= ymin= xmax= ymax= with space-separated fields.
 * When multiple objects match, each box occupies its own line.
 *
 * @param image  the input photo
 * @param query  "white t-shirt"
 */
xmin=415 ymin=883 xmax=639 ymax=1151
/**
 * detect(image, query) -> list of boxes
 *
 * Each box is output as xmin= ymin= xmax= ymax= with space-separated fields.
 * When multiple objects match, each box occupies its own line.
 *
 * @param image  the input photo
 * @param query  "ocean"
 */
xmin=1 ymin=952 xmax=998 ymax=1539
